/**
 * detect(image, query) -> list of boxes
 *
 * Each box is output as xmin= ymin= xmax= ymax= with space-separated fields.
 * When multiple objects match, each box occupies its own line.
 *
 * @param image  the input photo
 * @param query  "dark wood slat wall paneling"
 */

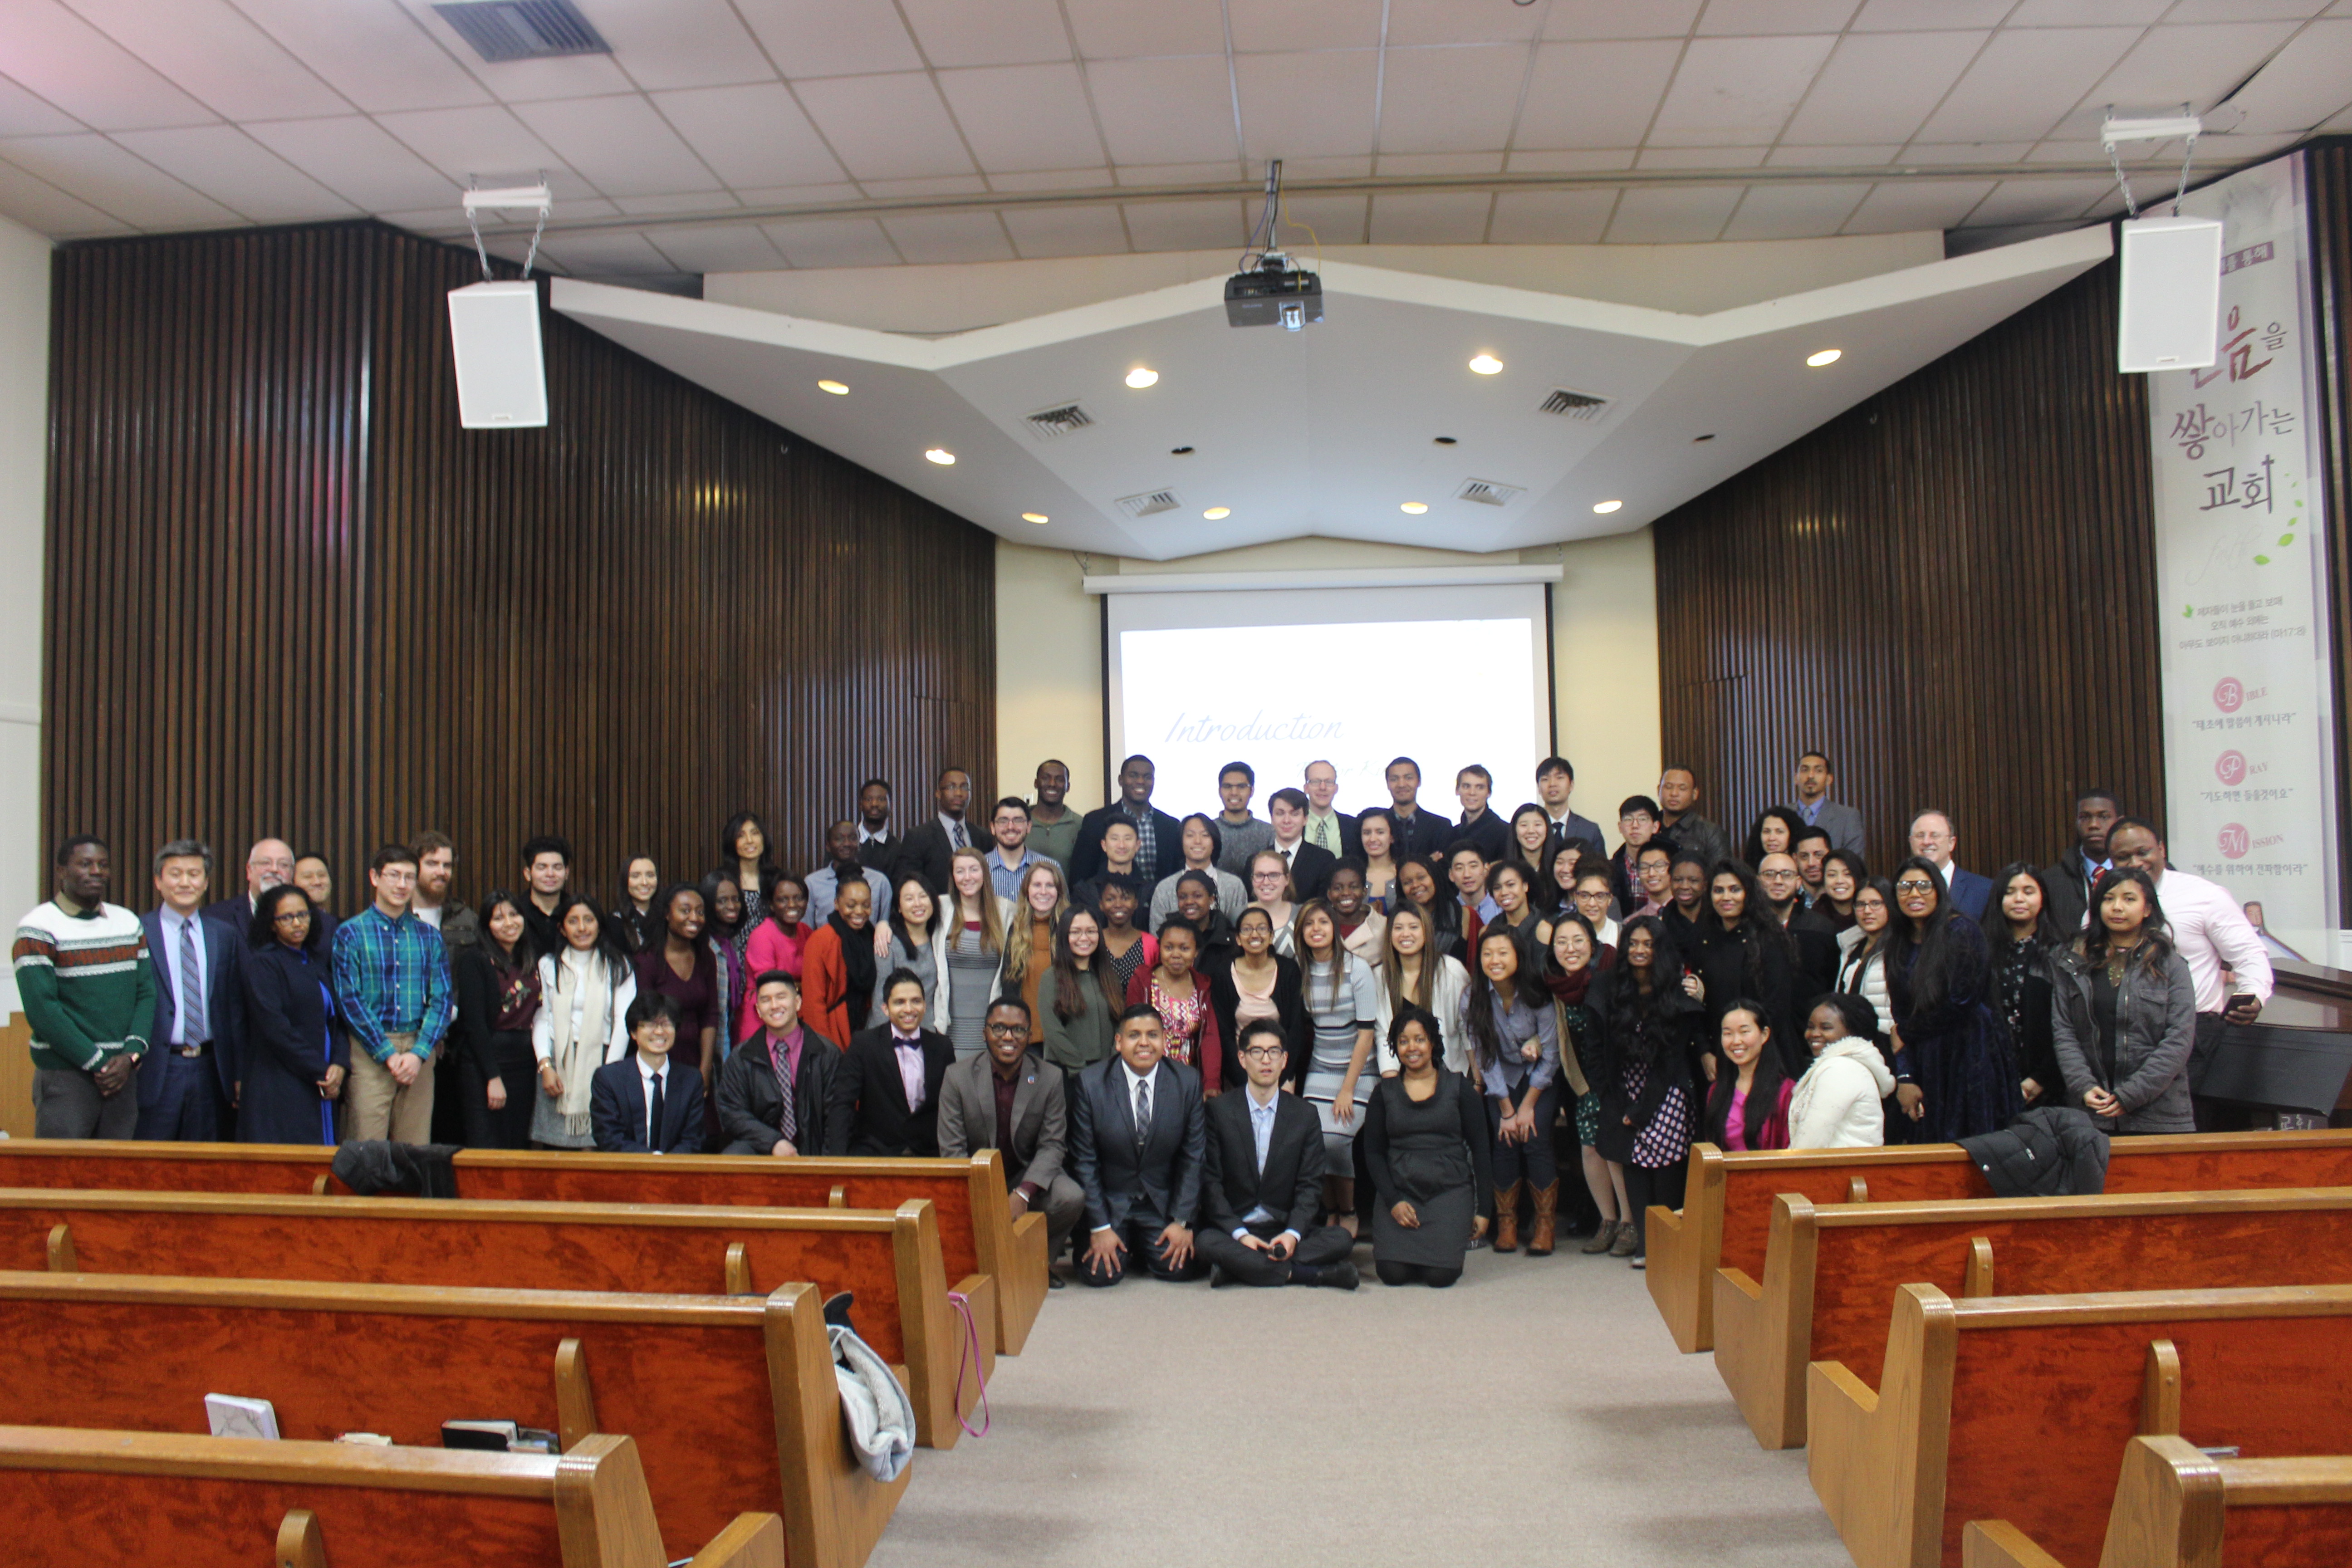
xmin=1652 ymin=260 xmax=2165 ymax=877
xmin=43 ymin=219 xmax=995 ymax=915
xmin=2306 ymin=140 xmax=2352 ymax=909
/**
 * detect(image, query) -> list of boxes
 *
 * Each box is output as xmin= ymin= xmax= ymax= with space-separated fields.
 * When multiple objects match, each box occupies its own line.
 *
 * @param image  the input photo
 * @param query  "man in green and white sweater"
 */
xmin=13 ymin=835 xmax=155 ymax=1138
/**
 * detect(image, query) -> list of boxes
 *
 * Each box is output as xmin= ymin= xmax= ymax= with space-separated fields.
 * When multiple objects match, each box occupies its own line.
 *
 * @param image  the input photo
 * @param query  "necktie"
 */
xmin=179 ymin=917 xmax=208 ymax=1046
xmin=771 ymin=1038 xmax=797 ymax=1142
xmin=1133 ymin=1075 xmax=1153 ymax=1152
xmin=951 ymin=821 xmax=968 ymax=850
xmin=648 ymin=1069 xmax=666 ymax=1148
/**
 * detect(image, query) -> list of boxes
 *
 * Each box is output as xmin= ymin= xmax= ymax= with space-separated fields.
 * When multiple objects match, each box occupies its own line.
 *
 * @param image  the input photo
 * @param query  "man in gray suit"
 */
xmin=1069 ymin=1004 xmax=1205 ymax=1287
xmin=1786 ymin=750 xmax=1866 ymax=858
xmin=938 ymin=997 xmax=1085 ymax=1282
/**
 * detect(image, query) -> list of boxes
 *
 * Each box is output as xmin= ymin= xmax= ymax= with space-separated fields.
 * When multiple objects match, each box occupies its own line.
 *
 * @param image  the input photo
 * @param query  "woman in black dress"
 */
xmin=1987 ymin=862 xmax=2065 ymax=1108
xmin=1687 ymin=860 xmax=1804 ymax=1079
xmin=1362 ymin=1004 xmax=1493 ymax=1287
xmin=1886 ymin=855 xmax=2022 ymax=1141
xmin=238 ymin=885 xmax=346 ymax=1145
xmin=1592 ymin=916 xmax=1702 ymax=1267
xmin=452 ymin=890 xmax=541 ymax=1149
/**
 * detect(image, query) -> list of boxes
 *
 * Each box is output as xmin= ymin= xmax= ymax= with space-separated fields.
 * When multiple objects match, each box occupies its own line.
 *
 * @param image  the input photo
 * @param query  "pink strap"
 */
xmin=945 ymin=1290 xmax=991 ymax=1439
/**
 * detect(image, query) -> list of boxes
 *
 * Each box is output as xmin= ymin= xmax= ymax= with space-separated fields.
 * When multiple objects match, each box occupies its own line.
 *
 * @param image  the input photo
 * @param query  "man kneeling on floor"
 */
xmin=1072 ymin=1004 xmax=1205 ymax=1286
xmin=1200 ymin=1019 xmax=1358 ymax=1290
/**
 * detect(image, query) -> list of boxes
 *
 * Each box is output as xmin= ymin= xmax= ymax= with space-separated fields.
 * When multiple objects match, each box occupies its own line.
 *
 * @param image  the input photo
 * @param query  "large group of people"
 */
xmin=11 ymin=746 xmax=2287 ymax=1286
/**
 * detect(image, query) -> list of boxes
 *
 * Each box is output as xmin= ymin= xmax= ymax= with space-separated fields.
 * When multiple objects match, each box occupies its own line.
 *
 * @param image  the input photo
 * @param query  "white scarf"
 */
xmin=549 ymin=949 xmax=611 ymax=1137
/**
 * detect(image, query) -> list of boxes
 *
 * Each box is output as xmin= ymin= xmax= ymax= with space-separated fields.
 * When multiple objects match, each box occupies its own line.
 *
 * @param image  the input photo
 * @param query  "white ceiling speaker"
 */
xmin=450 ymin=182 xmax=553 ymax=428
xmin=2117 ymin=216 xmax=2224 ymax=374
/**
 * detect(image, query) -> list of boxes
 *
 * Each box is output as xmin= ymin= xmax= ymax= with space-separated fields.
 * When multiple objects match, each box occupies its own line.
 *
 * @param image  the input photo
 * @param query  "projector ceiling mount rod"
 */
xmin=462 ymin=177 xmax=554 ymax=280
xmin=2102 ymin=107 xmax=2201 ymax=219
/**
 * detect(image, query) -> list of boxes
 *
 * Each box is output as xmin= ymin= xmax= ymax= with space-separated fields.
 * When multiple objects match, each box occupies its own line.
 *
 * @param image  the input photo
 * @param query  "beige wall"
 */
xmin=995 ymin=529 xmax=1662 ymax=826
xmin=0 ymin=213 xmax=45 ymax=1133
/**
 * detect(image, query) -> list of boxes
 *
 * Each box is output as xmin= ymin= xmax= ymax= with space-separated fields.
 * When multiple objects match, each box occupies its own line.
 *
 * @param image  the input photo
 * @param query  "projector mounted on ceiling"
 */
xmin=1226 ymin=161 xmax=1323 ymax=331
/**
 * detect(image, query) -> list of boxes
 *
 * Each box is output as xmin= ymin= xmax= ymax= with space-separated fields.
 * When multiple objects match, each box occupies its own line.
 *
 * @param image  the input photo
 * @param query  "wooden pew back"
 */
xmin=1809 ymin=1282 xmax=2352 ymax=1568
xmin=0 ymin=1426 xmax=782 ymax=1568
xmin=0 ymin=1188 xmax=979 ymax=1450
xmin=1650 ymin=1131 xmax=2352 ymax=1353
xmin=0 ymin=1273 xmax=898 ymax=1568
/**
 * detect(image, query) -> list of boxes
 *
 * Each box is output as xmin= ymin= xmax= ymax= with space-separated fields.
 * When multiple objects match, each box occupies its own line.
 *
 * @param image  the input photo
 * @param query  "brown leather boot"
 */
xmin=1492 ymin=1184 xmax=1522 ymax=1253
xmin=1527 ymin=1182 xmax=1559 ymax=1256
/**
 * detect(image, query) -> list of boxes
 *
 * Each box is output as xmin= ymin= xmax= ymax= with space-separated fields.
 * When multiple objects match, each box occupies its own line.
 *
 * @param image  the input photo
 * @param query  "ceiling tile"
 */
xmin=0 ymin=76 xmax=83 ymax=137
xmin=530 ymin=228 xmax=675 ymax=274
xmin=2008 ymin=0 xmax=2165 ymax=21
xmin=375 ymin=104 xmax=565 ymax=185
xmin=1506 ymin=147 xmax=1639 ymax=171
xmin=1274 ymin=192 xmax=1366 ymax=243
xmin=642 ymin=222 xmax=786 ymax=272
xmin=510 ymin=95 xmax=718 ymax=197
xmin=794 ymin=72 xmax=975 ymax=180
xmin=1766 ymin=143 xmax=1902 ymax=165
xmin=1648 ymin=34 xmax=1838 ymax=147
xmin=652 ymin=83 xmax=845 ymax=188
xmin=760 ymin=214 xmax=901 ymax=265
xmin=1367 ymin=189 xmax=1492 ymax=243
xmin=577 ymin=0 xmax=775 ymax=90
xmin=1783 ymin=32 xmax=1988 ymax=144
xmin=899 ymin=0 xmax=1072 ymax=66
xmin=1901 ymin=142 xmax=2038 ymax=163
xmin=2165 ymin=0 xmax=2332 ymax=17
xmin=1233 ymin=50 xmax=1378 ymax=161
xmin=1114 ymin=160 xmax=1245 ymax=185
xmin=608 ymin=191 xmax=731 ymax=214
xmin=1914 ymin=28 xmax=2140 ymax=141
xmin=0 ymin=157 xmax=130 ymax=234
xmin=1487 ymin=187 xmax=1617 ymax=242
xmin=1000 ymin=202 xmax=1131 ymax=257
xmin=937 ymin=64 xmax=1105 ymax=172
xmin=1958 ymin=176 xmax=2115 ymax=226
xmin=109 ymin=124 xmax=355 ymax=221
xmin=242 ymin=115 xmax=456 ymax=209
xmin=729 ymin=181 xmax=863 ymax=206
xmin=63 ymin=0 xmax=351 ymax=120
xmin=1719 ymin=180 xmax=1874 ymax=239
xmin=1386 ymin=0 xmax=1543 ymax=44
xmin=1851 ymin=0 xmax=2013 ymax=28
xmin=1122 ymin=196 xmax=1246 ymax=250
xmin=1276 ymin=154 xmax=1372 ymax=178
xmin=880 ymin=209 xmax=1015 ymax=263
xmin=1694 ymin=0 xmax=1862 ymax=33
xmin=1634 ymin=146 xmax=1769 ymax=168
xmin=1087 ymin=56 xmax=1240 ymax=165
xmin=1377 ymin=151 xmax=1505 ymax=175
xmin=1602 ymin=183 xmax=1740 ymax=242
xmin=737 ymin=0 xmax=921 ymax=76
xmin=2220 ymin=19 xmax=2352 ymax=132
xmin=2075 ymin=21 xmax=2303 ymax=132
xmin=1063 ymin=0 xmax=1228 ymax=58
xmin=1541 ymin=0 xmax=1701 ymax=39
xmin=858 ymin=174 xmax=989 ymax=197
xmin=1376 ymin=45 xmax=1530 ymax=154
xmin=0 ymin=1 xmax=215 ymax=130
xmin=0 ymin=132 xmax=238 ymax=226
xmin=219 ymin=0 xmax=490 ymax=113
xmin=1227 ymin=0 xmax=1384 ymax=53
xmin=1841 ymin=177 xmax=1996 ymax=232
xmin=1513 ymin=41 xmax=1681 ymax=148
xmin=990 ymin=167 xmax=1113 ymax=191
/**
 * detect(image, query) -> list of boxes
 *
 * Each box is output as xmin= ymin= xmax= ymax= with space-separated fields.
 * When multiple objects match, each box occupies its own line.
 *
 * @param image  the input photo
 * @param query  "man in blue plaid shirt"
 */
xmin=332 ymin=843 xmax=454 ymax=1144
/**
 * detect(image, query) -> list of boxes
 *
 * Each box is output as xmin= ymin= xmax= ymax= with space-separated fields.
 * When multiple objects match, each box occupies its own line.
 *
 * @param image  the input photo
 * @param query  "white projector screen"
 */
xmin=1104 ymin=583 xmax=1554 ymax=819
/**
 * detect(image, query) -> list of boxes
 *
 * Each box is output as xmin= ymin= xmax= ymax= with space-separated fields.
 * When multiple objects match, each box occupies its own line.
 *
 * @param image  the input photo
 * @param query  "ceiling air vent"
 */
xmin=1538 ymin=387 xmax=1611 ymax=422
xmin=1117 ymin=490 xmax=1180 ymax=518
xmin=432 ymin=0 xmax=611 ymax=62
xmin=1023 ymin=401 xmax=1094 ymax=440
xmin=1456 ymin=479 xmax=1524 ymax=507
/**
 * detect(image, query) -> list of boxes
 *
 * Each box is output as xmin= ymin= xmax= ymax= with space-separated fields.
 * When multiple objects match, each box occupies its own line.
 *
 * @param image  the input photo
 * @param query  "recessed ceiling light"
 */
xmin=818 ymin=379 xmax=848 ymax=395
xmin=1806 ymin=348 xmax=1842 ymax=367
xmin=1433 ymin=436 xmax=1458 ymax=445
xmin=1171 ymin=445 xmax=1194 ymax=455
xmin=1592 ymin=500 xmax=1623 ymax=514
xmin=1468 ymin=353 xmax=1504 ymax=375
xmin=925 ymin=448 xmax=955 ymax=465
xmin=1125 ymin=367 xmax=1158 ymax=388
xmin=1400 ymin=502 xmax=1429 ymax=514
xmin=1021 ymin=512 xmax=1048 ymax=524
xmin=1693 ymin=432 xmax=1716 ymax=442
xmin=1203 ymin=506 xmax=1230 ymax=519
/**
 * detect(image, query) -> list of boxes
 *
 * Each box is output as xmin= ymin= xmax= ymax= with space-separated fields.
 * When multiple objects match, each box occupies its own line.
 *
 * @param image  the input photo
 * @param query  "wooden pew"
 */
xmin=1964 ymin=1435 xmax=2352 ymax=1568
xmin=1715 ymin=1186 xmax=2352 ymax=1450
xmin=1807 ymin=1281 xmax=2352 ymax=1568
xmin=0 ymin=1272 xmax=900 ymax=1568
xmin=0 ymin=1426 xmax=779 ymax=1568
xmin=0 ymin=1140 xmax=1048 ymax=1357
xmin=1647 ymin=1130 xmax=2352 ymax=1353
xmin=0 ymin=1188 xmax=987 ymax=1451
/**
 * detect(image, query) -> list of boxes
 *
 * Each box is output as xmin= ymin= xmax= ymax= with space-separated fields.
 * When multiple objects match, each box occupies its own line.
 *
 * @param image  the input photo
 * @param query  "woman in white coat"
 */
xmin=1788 ymin=994 xmax=1893 ymax=1149
xmin=530 ymin=897 xmax=639 ymax=1149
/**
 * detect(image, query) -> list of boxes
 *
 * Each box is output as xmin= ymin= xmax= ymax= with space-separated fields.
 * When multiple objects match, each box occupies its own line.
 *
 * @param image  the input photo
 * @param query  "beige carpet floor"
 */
xmin=870 ymin=1240 xmax=1852 ymax=1568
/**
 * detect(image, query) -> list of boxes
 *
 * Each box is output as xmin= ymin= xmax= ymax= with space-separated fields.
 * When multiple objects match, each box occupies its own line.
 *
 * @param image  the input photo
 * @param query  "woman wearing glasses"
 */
xmin=1884 ymin=855 xmax=2021 ymax=1142
xmin=239 ymin=884 xmax=347 ymax=1145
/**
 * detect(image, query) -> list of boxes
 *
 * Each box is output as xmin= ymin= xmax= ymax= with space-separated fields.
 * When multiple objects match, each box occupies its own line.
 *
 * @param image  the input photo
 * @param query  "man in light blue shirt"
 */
xmin=804 ymin=820 xmax=892 ymax=928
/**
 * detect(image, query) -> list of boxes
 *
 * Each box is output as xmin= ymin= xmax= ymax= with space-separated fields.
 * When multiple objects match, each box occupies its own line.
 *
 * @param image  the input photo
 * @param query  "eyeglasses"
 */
xmin=984 ymin=1023 xmax=1028 ymax=1038
xmin=273 ymin=911 xmax=311 ymax=926
xmin=1239 ymin=1045 xmax=1284 ymax=1061
xmin=1894 ymin=879 xmax=1937 ymax=893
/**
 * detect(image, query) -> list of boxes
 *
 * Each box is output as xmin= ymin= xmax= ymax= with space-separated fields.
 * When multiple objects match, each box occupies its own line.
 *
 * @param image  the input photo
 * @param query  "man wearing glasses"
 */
xmin=1196 ymin=1019 xmax=1359 ymax=1290
xmin=939 ymin=997 xmax=1086 ymax=1285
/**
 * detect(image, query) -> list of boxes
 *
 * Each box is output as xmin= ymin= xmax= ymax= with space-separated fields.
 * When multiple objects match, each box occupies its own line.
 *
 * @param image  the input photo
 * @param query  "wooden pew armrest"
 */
xmin=1960 ymin=1520 xmax=2066 ymax=1568
xmin=690 ymin=1513 xmax=788 ymax=1568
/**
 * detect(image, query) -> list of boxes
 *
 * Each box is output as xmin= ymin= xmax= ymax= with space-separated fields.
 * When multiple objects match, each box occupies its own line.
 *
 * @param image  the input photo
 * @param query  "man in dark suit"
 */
xmin=200 ymin=836 xmax=293 ymax=936
xmin=1381 ymin=757 xmax=1455 ymax=867
xmin=588 ymin=995 xmax=706 ymax=1153
xmin=1198 ymin=1019 xmax=1357 ymax=1289
xmin=1069 ymin=754 xmax=1185 ymax=888
xmin=1909 ymin=808 xmax=1993 ymax=923
xmin=892 ymin=767 xmax=975 ymax=897
xmin=1069 ymin=1004 xmax=1206 ymax=1286
xmin=1535 ymin=756 xmax=1609 ymax=866
xmin=1264 ymin=788 xmax=1338 ymax=902
xmin=2040 ymin=788 xmax=2120 ymax=935
xmin=939 ymin=997 xmax=1086 ymax=1275
xmin=715 ymin=970 xmax=848 ymax=1156
xmin=140 ymin=838 xmax=245 ymax=1142
xmin=832 ymin=968 xmax=956 ymax=1156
